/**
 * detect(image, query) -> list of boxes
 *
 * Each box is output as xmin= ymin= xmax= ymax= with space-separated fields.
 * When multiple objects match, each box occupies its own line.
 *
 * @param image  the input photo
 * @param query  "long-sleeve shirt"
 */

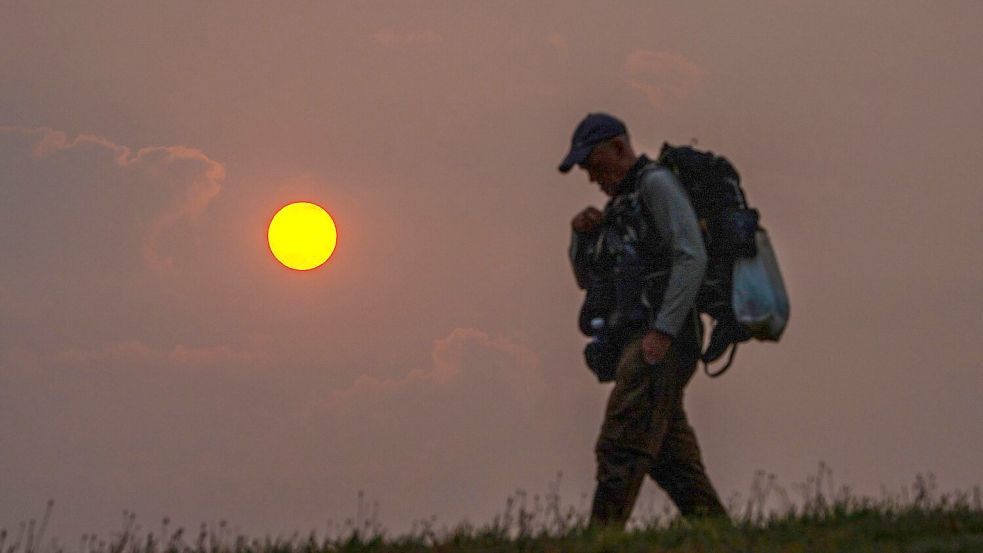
xmin=570 ymin=160 xmax=707 ymax=339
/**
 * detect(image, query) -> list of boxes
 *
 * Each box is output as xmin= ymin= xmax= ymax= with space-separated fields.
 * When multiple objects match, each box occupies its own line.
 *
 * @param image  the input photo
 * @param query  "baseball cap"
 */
xmin=557 ymin=112 xmax=627 ymax=173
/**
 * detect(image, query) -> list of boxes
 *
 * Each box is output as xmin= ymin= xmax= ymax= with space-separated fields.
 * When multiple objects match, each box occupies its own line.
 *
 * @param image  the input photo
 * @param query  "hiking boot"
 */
xmin=702 ymin=320 xmax=752 ymax=363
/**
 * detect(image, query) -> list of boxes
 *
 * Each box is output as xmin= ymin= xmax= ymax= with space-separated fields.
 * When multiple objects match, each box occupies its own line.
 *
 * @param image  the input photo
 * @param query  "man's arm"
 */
xmin=638 ymin=167 xmax=708 ymax=338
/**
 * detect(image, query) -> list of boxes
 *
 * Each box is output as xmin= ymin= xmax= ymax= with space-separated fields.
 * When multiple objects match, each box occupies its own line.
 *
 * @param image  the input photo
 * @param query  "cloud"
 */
xmin=0 ymin=336 xmax=282 ymax=535
xmin=1 ymin=339 xmax=268 ymax=375
xmin=547 ymin=32 xmax=569 ymax=65
xmin=279 ymin=326 xmax=560 ymax=530
xmin=329 ymin=327 xmax=545 ymax=408
xmin=0 ymin=126 xmax=230 ymax=351
xmin=370 ymin=28 xmax=443 ymax=47
xmin=0 ymin=126 xmax=225 ymax=270
xmin=620 ymin=50 xmax=705 ymax=108
xmin=0 ymin=327 xmax=561 ymax=538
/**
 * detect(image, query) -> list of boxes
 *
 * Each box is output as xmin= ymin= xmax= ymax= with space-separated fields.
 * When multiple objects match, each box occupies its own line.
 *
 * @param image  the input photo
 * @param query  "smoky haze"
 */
xmin=1 ymin=1 xmax=981 ymax=541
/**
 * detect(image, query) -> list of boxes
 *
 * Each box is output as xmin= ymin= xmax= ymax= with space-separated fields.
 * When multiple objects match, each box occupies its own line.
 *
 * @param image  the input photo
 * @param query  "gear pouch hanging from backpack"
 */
xmin=731 ymin=228 xmax=789 ymax=341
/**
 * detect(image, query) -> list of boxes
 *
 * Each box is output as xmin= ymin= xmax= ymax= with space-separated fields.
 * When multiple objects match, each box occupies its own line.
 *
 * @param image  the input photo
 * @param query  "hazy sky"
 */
xmin=2 ymin=1 xmax=982 ymax=542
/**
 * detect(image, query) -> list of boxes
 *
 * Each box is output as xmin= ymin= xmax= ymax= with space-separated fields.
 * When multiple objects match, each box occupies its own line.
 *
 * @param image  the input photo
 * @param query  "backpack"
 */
xmin=577 ymin=191 xmax=666 ymax=382
xmin=654 ymin=142 xmax=789 ymax=376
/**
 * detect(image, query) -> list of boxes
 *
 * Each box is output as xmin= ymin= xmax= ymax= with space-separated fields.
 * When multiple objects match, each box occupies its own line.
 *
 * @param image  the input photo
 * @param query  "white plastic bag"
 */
xmin=732 ymin=229 xmax=789 ymax=341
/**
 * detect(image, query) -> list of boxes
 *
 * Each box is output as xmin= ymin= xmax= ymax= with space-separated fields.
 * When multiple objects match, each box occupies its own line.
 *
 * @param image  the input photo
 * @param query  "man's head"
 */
xmin=558 ymin=113 xmax=638 ymax=196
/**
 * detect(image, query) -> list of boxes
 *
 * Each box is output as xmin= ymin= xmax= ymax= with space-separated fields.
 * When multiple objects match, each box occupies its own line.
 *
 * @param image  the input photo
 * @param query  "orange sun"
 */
xmin=267 ymin=202 xmax=338 ymax=271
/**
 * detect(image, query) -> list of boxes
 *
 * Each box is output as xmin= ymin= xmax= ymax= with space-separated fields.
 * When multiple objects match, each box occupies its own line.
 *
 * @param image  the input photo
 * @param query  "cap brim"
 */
xmin=558 ymin=144 xmax=593 ymax=173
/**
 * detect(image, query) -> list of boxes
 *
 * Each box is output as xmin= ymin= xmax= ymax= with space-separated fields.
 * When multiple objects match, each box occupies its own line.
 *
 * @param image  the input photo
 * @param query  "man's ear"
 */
xmin=612 ymin=135 xmax=632 ymax=158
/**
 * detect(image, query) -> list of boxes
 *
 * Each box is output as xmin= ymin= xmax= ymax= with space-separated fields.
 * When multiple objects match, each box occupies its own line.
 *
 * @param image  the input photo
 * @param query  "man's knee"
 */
xmin=595 ymin=442 xmax=647 ymax=487
xmin=592 ymin=442 xmax=651 ymax=525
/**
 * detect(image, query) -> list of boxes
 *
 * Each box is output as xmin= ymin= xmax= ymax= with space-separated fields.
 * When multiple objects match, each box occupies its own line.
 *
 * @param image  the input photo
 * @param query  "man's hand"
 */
xmin=572 ymin=206 xmax=603 ymax=233
xmin=641 ymin=330 xmax=672 ymax=365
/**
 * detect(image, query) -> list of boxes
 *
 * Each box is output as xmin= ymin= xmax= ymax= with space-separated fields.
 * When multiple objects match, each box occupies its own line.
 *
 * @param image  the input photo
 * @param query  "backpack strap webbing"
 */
xmin=704 ymin=343 xmax=738 ymax=378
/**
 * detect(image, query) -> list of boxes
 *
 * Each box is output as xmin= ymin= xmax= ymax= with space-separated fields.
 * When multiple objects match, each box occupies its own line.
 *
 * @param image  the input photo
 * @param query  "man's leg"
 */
xmin=648 ymin=379 xmax=728 ymax=518
xmin=591 ymin=334 xmax=680 ymax=528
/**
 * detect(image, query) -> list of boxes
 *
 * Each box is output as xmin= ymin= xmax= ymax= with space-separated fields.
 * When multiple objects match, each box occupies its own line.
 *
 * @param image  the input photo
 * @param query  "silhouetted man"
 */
xmin=559 ymin=113 xmax=727 ymax=527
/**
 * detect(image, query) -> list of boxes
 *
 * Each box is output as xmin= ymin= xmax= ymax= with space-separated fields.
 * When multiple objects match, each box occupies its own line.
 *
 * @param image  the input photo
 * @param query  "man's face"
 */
xmin=579 ymin=140 xmax=627 ymax=197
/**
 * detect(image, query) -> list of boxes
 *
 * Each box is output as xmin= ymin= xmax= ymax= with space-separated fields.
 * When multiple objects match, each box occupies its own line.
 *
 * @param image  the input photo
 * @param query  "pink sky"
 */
xmin=2 ymin=1 xmax=981 ymax=541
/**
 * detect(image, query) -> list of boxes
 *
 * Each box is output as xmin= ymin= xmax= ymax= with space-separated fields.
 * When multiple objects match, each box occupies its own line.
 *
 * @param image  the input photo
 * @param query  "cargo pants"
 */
xmin=590 ymin=324 xmax=727 ymax=527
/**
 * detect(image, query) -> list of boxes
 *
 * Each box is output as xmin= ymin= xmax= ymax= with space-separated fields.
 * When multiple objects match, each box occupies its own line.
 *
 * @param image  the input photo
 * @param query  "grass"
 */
xmin=5 ymin=465 xmax=982 ymax=553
